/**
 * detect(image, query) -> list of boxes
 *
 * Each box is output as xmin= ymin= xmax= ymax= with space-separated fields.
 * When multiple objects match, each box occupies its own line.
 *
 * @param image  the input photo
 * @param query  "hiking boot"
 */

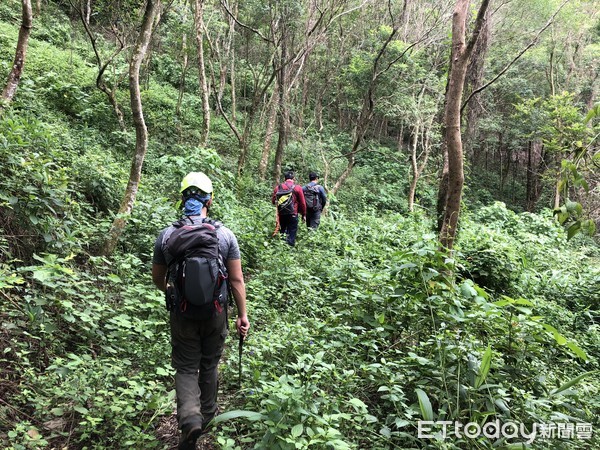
xmin=178 ymin=423 xmax=203 ymax=450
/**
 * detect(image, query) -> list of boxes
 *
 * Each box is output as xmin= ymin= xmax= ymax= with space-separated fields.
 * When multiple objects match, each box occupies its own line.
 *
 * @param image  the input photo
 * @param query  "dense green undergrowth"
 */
xmin=1 ymin=2 xmax=599 ymax=449
xmin=2 ymin=193 xmax=599 ymax=449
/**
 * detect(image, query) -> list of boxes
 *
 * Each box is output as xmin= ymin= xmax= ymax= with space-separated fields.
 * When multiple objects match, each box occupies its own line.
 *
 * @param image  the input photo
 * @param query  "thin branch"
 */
xmin=220 ymin=0 xmax=273 ymax=43
xmin=329 ymin=0 xmax=372 ymax=24
xmin=68 ymin=0 xmax=127 ymax=90
xmin=461 ymin=0 xmax=571 ymax=112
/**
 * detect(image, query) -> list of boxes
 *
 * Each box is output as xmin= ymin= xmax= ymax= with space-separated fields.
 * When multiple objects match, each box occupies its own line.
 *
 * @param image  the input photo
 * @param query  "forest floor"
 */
xmin=155 ymin=413 xmax=217 ymax=450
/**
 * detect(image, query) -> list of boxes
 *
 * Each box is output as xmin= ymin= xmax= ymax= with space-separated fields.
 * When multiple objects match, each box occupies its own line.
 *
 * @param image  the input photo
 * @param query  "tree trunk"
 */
xmin=228 ymin=1 xmax=237 ymax=122
xmin=525 ymin=141 xmax=535 ymax=211
xmin=501 ymin=147 xmax=511 ymax=193
xmin=525 ymin=140 xmax=544 ymax=212
xmin=102 ymin=0 xmax=160 ymax=256
xmin=193 ymin=0 xmax=210 ymax=146
xmin=1 ymin=0 xmax=33 ymax=107
xmin=176 ymin=10 xmax=189 ymax=118
xmin=258 ymin=86 xmax=279 ymax=180
xmin=272 ymin=77 xmax=290 ymax=183
xmin=437 ymin=140 xmax=449 ymax=232
xmin=331 ymin=154 xmax=355 ymax=196
xmin=439 ymin=0 xmax=491 ymax=251
xmin=272 ymin=17 xmax=290 ymax=184
xmin=408 ymin=123 xmax=421 ymax=212
xmin=553 ymin=152 xmax=562 ymax=210
xmin=76 ymin=1 xmax=127 ymax=130
xmin=464 ymin=5 xmax=490 ymax=160
xmin=83 ymin=0 xmax=91 ymax=25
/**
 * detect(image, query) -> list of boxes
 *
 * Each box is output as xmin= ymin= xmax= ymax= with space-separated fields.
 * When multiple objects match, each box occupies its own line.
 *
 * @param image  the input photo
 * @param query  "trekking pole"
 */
xmin=238 ymin=333 xmax=244 ymax=390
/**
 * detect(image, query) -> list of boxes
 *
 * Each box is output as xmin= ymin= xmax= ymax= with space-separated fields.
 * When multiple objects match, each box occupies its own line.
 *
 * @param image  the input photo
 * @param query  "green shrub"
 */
xmin=457 ymin=221 xmax=524 ymax=294
xmin=0 ymin=112 xmax=84 ymax=259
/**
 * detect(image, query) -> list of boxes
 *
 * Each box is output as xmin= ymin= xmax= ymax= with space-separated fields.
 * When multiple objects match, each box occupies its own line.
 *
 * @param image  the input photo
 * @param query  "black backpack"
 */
xmin=164 ymin=218 xmax=228 ymax=319
xmin=304 ymin=184 xmax=322 ymax=211
xmin=276 ymin=183 xmax=296 ymax=216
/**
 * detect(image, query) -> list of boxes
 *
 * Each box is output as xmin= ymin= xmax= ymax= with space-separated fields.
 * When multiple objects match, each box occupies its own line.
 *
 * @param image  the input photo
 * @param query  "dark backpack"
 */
xmin=276 ymin=183 xmax=296 ymax=216
xmin=164 ymin=218 xmax=228 ymax=319
xmin=304 ymin=184 xmax=322 ymax=211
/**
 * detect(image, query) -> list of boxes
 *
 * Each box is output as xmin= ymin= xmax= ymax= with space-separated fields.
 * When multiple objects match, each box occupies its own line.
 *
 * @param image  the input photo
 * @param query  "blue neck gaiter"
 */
xmin=183 ymin=198 xmax=204 ymax=216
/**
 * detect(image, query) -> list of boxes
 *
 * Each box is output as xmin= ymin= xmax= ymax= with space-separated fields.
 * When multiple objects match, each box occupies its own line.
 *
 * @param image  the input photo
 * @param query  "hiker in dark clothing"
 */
xmin=151 ymin=172 xmax=250 ymax=450
xmin=271 ymin=170 xmax=306 ymax=246
xmin=302 ymin=172 xmax=327 ymax=230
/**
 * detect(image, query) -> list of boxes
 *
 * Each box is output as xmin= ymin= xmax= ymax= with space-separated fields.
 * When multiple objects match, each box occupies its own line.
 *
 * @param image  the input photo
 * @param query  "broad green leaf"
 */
xmin=566 ymin=341 xmax=587 ymax=361
xmin=348 ymin=397 xmax=367 ymax=410
xmin=557 ymin=212 xmax=570 ymax=225
xmin=32 ymin=269 xmax=53 ymax=283
xmin=415 ymin=388 xmax=434 ymax=421
xmin=460 ymin=282 xmax=477 ymax=298
xmin=213 ymin=410 xmax=267 ymax=423
xmin=513 ymin=298 xmax=534 ymax=306
xmin=584 ymin=103 xmax=600 ymax=123
xmin=73 ymin=406 xmax=89 ymax=415
xmin=553 ymin=332 xmax=567 ymax=345
xmin=514 ymin=306 xmax=532 ymax=315
xmin=475 ymin=345 xmax=492 ymax=389
xmin=550 ymin=371 xmax=598 ymax=396
xmin=567 ymin=221 xmax=581 ymax=239
xmin=291 ymin=424 xmax=303 ymax=438
xmin=493 ymin=299 xmax=513 ymax=307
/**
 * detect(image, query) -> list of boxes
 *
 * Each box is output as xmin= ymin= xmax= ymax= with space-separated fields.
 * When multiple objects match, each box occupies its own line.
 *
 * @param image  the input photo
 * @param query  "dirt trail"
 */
xmin=155 ymin=413 xmax=218 ymax=449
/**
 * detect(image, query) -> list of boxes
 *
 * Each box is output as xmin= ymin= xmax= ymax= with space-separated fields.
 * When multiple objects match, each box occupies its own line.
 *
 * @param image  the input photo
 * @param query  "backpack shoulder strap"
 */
xmin=172 ymin=216 xmax=196 ymax=228
xmin=202 ymin=218 xmax=222 ymax=229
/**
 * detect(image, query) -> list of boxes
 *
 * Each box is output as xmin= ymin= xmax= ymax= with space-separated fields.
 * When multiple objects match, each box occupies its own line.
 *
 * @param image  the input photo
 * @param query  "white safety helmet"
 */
xmin=180 ymin=172 xmax=213 ymax=195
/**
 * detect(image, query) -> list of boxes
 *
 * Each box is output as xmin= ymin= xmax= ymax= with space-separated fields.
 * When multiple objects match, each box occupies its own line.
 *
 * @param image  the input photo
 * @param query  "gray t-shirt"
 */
xmin=152 ymin=216 xmax=241 ymax=266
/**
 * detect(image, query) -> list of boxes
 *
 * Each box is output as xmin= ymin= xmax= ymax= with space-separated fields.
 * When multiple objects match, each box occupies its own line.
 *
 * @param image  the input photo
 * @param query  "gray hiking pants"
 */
xmin=169 ymin=309 xmax=228 ymax=430
xmin=306 ymin=209 xmax=322 ymax=229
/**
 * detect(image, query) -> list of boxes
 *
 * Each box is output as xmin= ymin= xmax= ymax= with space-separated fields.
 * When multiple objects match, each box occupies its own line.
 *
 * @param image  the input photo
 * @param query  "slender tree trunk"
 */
xmin=528 ymin=140 xmax=544 ymax=210
xmin=1 ymin=0 xmax=33 ymax=107
xmin=272 ymin=18 xmax=290 ymax=184
xmin=176 ymin=10 xmax=189 ymax=117
xmin=102 ymin=0 xmax=160 ymax=256
xmin=439 ymin=0 xmax=491 ymax=251
xmin=75 ymin=0 xmax=127 ymax=130
xmin=83 ymin=0 xmax=91 ymax=25
xmin=408 ymin=123 xmax=421 ymax=212
xmin=437 ymin=140 xmax=449 ymax=232
xmin=193 ymin=0 xmax=210 ymax=146
xmin=525 ymin=141 xmax=535 ymax=211
xmin=553 ymin=152 xmax=562 ymax=209
xmin=273 ymin=80 xmax=289 ymax=183
xmin=315 ymin=92 xmax=323 ymax=131
xmin=331 ymin=154 xmax=355 ymax=195
xmin=259 ymin=86 xmax=279 ymax=180
xmin=464 ymin=5 xmax=490 ymax=160
xmin=228 ymin=1 xmax=237 ymax=122
xmin=408 ymin=82 xmax=436 ymax=211
xmin=105 ymin=84 xmax=127 ymax=131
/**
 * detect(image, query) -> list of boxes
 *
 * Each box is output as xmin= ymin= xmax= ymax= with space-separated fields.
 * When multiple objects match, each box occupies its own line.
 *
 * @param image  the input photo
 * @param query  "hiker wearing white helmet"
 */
xmin=152 ymin=172 xmax=250 ymax=450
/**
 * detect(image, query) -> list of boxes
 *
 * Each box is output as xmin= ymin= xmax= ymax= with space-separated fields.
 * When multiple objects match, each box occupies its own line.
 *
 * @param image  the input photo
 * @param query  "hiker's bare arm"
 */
xmin=152 ymin=264 xmax=168 ymax=292
xmin=227 ymin=259 xmax=250 ymax=336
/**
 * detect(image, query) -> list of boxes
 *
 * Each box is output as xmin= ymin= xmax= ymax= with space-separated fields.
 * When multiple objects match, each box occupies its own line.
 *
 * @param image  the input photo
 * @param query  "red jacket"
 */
xmin=272 ymin=180 xmax=306 ymax=216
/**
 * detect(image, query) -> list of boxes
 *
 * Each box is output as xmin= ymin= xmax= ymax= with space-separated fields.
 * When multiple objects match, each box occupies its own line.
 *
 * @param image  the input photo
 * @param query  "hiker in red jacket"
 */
xmin=271 ymin=170 xmax=306 ymax=246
